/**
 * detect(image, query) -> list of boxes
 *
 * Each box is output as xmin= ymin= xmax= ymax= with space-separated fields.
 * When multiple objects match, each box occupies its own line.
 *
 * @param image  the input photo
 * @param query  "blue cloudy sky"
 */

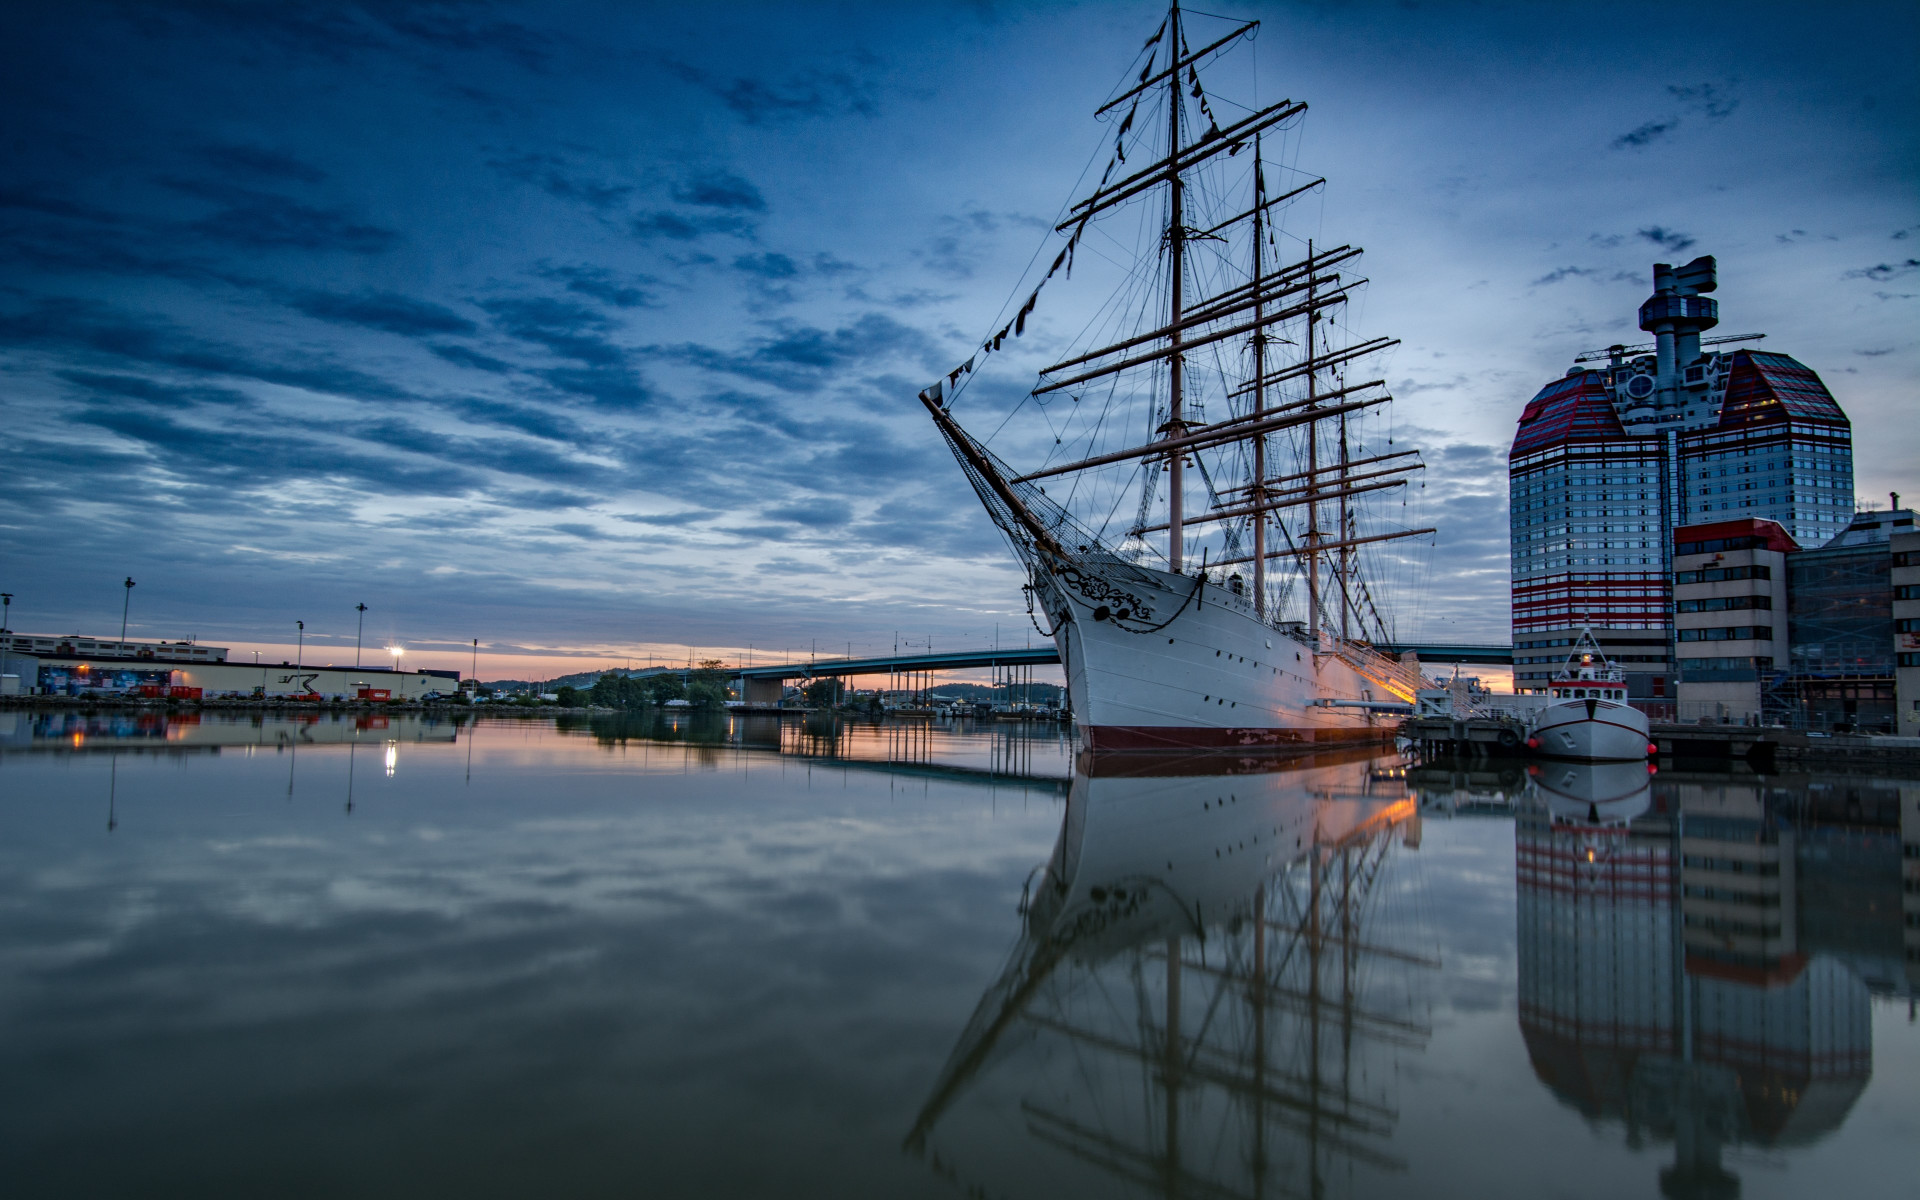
xmin=3 ymin=0 xmax=1914 ymax=678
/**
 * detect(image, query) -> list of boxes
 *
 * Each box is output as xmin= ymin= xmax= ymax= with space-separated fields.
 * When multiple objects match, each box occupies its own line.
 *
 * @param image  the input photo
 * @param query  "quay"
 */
xmin=1402 ymin=713 xmax=1920 ymax=770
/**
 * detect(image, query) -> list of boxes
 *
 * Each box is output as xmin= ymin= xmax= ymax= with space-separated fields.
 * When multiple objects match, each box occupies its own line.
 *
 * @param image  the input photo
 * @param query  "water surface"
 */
xmin=1 ymin=712 xmax=1914 ymax=1197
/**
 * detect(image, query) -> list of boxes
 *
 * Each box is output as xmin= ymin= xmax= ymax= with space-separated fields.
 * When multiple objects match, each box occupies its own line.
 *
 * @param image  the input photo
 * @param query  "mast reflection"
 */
xmin=909 ymin=748 xmax=1432 ymax=1198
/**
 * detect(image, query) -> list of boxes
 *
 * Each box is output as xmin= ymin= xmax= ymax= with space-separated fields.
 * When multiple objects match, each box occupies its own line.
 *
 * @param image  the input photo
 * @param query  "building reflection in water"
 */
xmin=1514 ymin=760 xmax=1913 ymax=1199
xmin=907 ymin=747 xmax=1433 ymax=1199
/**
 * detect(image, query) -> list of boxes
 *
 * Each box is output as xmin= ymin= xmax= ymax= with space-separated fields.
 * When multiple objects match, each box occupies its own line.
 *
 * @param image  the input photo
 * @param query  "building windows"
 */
xmin=1679 ymin=656 xmax=1774 ymax=671
xmin=1675 ymin=565 xmax=1771 ymax=584
xmin=1676 ymin=595 xmax=1772 ymax=613
xmin=1678 ymin=626 xmax=1774 ymax=642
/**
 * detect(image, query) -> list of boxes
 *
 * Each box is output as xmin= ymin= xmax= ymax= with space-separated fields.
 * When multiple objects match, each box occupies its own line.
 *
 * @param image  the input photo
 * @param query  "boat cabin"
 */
xmin=1549 ymin=653 xmax=1627 ymax=701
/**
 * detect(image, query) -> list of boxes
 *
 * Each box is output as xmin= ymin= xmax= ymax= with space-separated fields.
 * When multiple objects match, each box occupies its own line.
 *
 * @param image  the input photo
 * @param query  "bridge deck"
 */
xmin=727 ymin=641 xmax=1510 ymax=680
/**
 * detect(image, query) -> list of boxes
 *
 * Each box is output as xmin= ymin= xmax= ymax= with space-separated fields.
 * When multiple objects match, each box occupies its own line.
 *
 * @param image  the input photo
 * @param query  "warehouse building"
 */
xmin=0 ymin=632 xmax=458 ymax=700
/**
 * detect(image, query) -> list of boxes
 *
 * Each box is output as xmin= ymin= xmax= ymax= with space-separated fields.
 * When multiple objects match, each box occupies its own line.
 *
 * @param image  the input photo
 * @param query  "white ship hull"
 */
xmin=1528 ymin=699 xmax=1651 ymax=762
xmin=1032 ymin=560 xmax=1402 ymax=751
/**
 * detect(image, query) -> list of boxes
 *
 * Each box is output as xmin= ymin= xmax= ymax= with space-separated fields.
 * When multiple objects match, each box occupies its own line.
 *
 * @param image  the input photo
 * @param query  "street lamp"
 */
xmin=296 ymin=620 xmax=305 ymax=670
xmin=1 ymin=592 xmax=12 ymax=690
xmin=120 ymin=577 xmax=135 ymax=645
xmin=355 ymin=603 xmax=368 ymax=668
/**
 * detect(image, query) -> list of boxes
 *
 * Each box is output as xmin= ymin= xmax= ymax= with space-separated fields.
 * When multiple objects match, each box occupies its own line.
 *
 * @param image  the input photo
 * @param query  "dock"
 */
xmin=1401 ymin=713 xmax=1920 ymax=770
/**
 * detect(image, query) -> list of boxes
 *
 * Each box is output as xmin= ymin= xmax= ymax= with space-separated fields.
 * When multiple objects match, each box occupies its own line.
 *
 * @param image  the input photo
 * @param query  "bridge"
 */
xmin=732 ymin=642 xmax=1512 ymax=677
xmin=611 ymin=641 xmax=1511 ymax=704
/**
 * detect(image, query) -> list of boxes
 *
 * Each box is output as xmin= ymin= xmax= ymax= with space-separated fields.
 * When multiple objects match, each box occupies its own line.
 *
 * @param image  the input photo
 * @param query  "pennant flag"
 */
xmin=1015 ymin=290 xmax=1039 ymax=336
xmin=1117 ymin=101 xmax=1137 ymax=136
xmin=918 ymin=381 xmax=944 ymax=406
xmin=1138 ymin=51 xmax=1155 ymax=83
xmin=1142 ymin=20 xmax=1165 ymax=50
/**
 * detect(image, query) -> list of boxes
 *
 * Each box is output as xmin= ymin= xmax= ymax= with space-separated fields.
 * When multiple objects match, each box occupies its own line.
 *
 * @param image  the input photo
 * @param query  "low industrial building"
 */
xmin=0 ymin=633 xmax=458 ymax=700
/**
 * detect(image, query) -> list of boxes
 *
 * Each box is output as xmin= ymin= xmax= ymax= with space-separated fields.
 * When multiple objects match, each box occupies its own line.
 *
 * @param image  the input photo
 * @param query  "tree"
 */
xmin=803 ymin=677 xmax=843 ymax=707
xmin=554 ymin=685 xmax=581 ymax=707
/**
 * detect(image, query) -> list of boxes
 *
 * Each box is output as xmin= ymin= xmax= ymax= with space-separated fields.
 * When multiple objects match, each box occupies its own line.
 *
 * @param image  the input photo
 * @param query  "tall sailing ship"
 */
xmin=918 ymin=5 xmax=1433 ymax=751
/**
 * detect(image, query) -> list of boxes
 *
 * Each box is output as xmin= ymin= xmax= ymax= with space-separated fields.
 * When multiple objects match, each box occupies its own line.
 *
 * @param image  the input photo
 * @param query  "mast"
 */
xmin=1250 ymin=133 xmax=1268 ymax=617
xmin=1165 ymin=2 xmax=1186 ymax=574
xmin=1338 ymin=408 xmax=1352 ymax=642
xmin=1304 ymin=239 xmax=1321 ymax=645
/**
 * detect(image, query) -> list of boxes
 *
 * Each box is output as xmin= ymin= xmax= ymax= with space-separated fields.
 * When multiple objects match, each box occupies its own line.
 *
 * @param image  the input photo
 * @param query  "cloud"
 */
xmin=496 ymin=488 xmax=596 ymax=510
xmin=448 ymin=398 xmax=587 ymax=442
xmin=431 ymin=344 xmax=514 ymax=373
xmin=660 ymin=313 xmax=933 ymax=392
xmin=538 ymin=265 xmax=655 ymax=309
xmin=536 ymin=365 xmax=655 ymax=410
xmin=1611 ymin=119 xmax=1677 ymax=149
xmin=0 ymin=297 xmax=414 ymax=401
xmin=629 ymin=210 xmax=753 ymax=241
xmin=368 ymin=6 xmax=551 ymax=71
xmin=1667 ymin=83 xmax=1737 ymax=122
xmin=488 ymin=153 xmax=633 ymax=209
xmin=618 ymin=510 xmax=718 ymax=526
xmin=1854 ymin=347 xmax=1895 ymax=357
xmin=192 ymin=144 xmax=327 ymax=184
xmin=1530 ymin=266 xmax=1599 ymax=286
xmin=1843 ymin=259 xmax=1919 ymax=281
xmin=162 ymin=180 xmax=399 ymax=253
xmin=289 ymin=290 xmax=476 ymax=336
xmin=733 ymin=252 xmax=800 ymax=279
xmin=762 ymin=499 xmax=854 ymax=528
xmin=668 ymin=58 xmax=883 ymax=125
xmin=1637 ymin=226 xmax=1696 ymax=254
xmin=57 ymin=369 xmax=253 ymax=408
xmin=480 ymin=296 xmax=618 ymax=364
xmin=671 ymin=170 xmax=765 ymax=212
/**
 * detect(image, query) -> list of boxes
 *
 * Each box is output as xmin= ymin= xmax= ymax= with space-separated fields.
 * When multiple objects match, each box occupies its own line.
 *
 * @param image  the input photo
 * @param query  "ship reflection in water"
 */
xmin=2 ymin=715 xmax=1912 ymax=1197
xmin=908 ymin=748 xmax=1435 ymax=1198
xmin=1514 ymin=759 xmax=1905 ymax=1200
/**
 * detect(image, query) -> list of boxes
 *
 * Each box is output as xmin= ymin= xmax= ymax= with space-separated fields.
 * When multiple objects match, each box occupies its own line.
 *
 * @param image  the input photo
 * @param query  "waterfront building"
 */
xmin=1894 ymin=526 xmax=1920 ymax=737
xmin=1510 ymin=255 xmax=1856 ymax=706
xmin=1671 ymin=519 xmax=1795 ymax=725
xmin=0 ymin=630 xmax=457 ymax=700
xmin=1784 ymin=508 xmax=1906 ymax=731
xmin=1671 ymin=508 xmax=1911 ymax=730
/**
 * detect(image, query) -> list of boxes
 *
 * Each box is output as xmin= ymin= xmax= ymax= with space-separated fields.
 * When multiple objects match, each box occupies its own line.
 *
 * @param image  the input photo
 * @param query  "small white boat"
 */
xmin=1526 ymin=631 xmax=1653 ymax=762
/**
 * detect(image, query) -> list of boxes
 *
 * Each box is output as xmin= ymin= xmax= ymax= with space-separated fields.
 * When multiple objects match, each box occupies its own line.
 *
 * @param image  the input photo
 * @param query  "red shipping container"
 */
xmin=357 ymin=688 xmax=392 ymax=701
xmin=138 ymin=684 xmax=165 ymax=698
xmin=169 ymin=686 xmax=202 ymax=699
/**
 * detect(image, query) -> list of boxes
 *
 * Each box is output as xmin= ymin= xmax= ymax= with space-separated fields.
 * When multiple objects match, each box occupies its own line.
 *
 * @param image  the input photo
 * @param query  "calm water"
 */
xmin=2 ymin=711 xmax=1915 ymax=1198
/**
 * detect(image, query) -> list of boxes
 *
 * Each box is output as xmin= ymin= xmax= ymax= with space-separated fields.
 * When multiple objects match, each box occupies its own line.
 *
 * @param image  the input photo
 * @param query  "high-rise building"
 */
xmin=1509 ymin=256 xmax=1855 ymax=704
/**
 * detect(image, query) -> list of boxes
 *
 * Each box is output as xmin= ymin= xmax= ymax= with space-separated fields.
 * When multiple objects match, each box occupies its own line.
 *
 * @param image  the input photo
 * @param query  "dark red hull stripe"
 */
xmin=1082 ymin=725 xmax=1394 ymax=752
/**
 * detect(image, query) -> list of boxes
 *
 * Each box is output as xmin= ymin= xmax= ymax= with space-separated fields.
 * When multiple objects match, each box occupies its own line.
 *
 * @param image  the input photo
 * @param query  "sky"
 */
xmin=2 ymin=0 xmax=1914 ymax=681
